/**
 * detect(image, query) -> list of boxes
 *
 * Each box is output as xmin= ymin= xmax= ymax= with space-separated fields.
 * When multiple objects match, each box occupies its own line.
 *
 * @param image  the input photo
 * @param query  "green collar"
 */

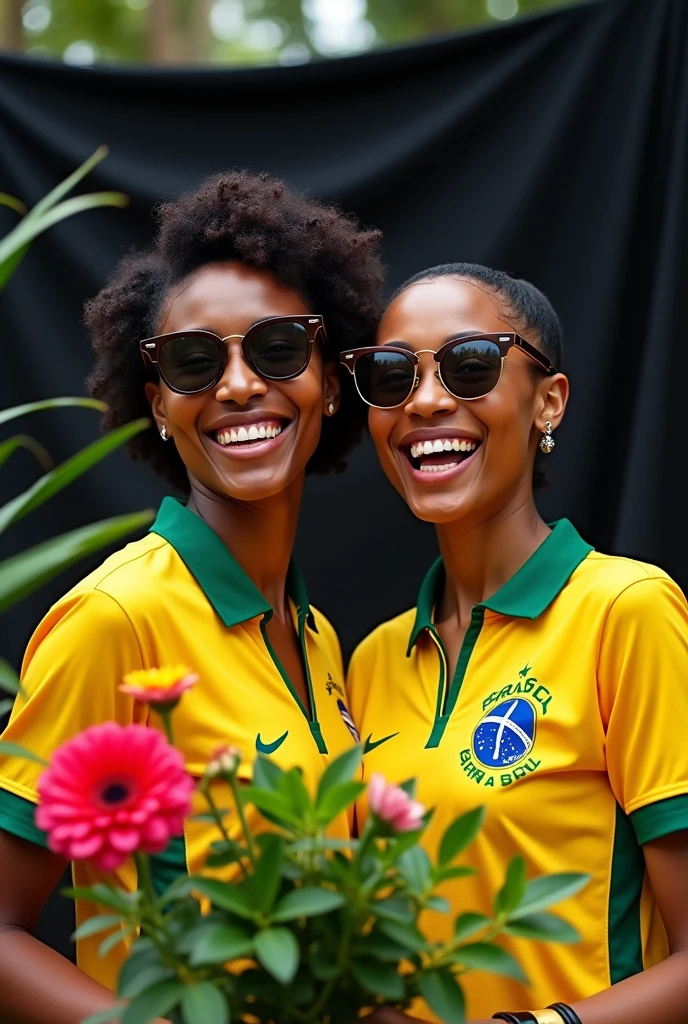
xmin=408 ymin=519 xmax=593 ymax=653
xmin=150 ymin=497 xmax=316 ymax=631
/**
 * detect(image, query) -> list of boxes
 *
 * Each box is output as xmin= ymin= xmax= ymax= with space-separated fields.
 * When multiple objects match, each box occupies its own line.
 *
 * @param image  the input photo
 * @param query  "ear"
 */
xmin=144 ymin=381 xmax=170 ymax=438
xmin=534 ymin=373 xmax=569 ymax=433
xmin=322 ymin=361 xmax=341 ymax=416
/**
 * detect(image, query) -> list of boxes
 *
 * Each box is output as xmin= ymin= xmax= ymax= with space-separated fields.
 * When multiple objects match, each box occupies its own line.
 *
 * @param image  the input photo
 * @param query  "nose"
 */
xmin=403 ymin=354 xmax=457 ymax=418
xmin=213 ymin=339 xmax=268 ymax=405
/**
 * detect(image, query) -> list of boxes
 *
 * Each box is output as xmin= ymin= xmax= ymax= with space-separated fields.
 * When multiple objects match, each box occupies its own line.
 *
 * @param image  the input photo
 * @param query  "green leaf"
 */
xmin=0 ymin=434 xmax=52 ymax=471
xmin=241 ymin=786 xmax=299 ymax=825
xmin=30 ymin=147 xmax=110 ymax=219
xmin=315 ymin=780 xmax=365 ymax=826
xmin=181 ymin=982 xmax=229 ymax=1024
xmin=0 ymin=192 xmax=27 ymax=216
xmin=454 ymin=912 xmax=490 ymax=942
xmin=355 ymin=931 xmax=409 ymax=962
xmin=0 ymin=657 xmax=20 ymax=694
xmin=80 ymin=1009 xmax=123 ymax=1024
xmin=189 ymin=922 xmax=254 ymax=966
xmin=206 ymin=839 xmax=246 ymax=868
xmin=453 ymin=942 xmax=528 ymax=983
xmin=252 ymin=755 xmax=284 ymax=791
xmin=509 ymin=873 xmax=589 ymax=920
xmin=504 ymin=912 xmax=580 ymax=943
xmin=254 ymin=927 xmax=299 ymax=985
xmin=0 ymin=740 xmax=48 ymax=765
xmin=426 ymin=895 xmax=450 ymax=913
xmin=0 ymin=698 xmax=13 ymax=716
xmin=182 ymin=878 xmax=255 ymax=920
xmin=272 ymin=886 xmax=345 ymax=921
xmin=398 ymin=778 xmax=417 ymax=798
xmin=495 ymin=855 xmax=526 ymax=917
xmin=434 ymin=865 xmax=476 ymax=883
xmin=438 ymin=807 xmax=485 ymax=866
xmin=418 ymin=970 xmax=465 ymax=1024
xmin=351 ymin=959 xmax=405 ymax=1000
xmin=0 ymin=192 xmax=128 ymax=287
xmin=316 ymin=744 xmax=362 ymax=805
xmin=0 ymin=418 xmax=150 ymax=534
xmin=63 ymin=884 xmax=140 ymax=914
xmin=278 ymin=768 xmax=312 ymax=819
xmin=119 ymin=965 xmax=175 ymax=1000
xmin=71 ymin=913 xmax=125 ymax=941
xmin=121 ymin=978 xmax=185 ymax=1024
xmin=289 ymin=836 xmax=356 ymax=854
xmin=398 ymin=845 xmax=432 ymax=893
xmin=0 ymin=397 xmax=106 ymax=427
xmin=0 ymin=509 xmax=155 ymax=613
xmin=377 ymin=917 xmax=428 ymax=953
xmin=99 ymin=924 xmax=134 ymax=957
xmin=251 ymin=833 xmax=284 ymax=913
xmin=374 ymin=897 xmax=415 ymax=923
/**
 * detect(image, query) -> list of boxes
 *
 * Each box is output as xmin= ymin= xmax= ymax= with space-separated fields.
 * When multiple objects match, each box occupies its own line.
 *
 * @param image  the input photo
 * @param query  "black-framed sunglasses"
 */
xmin=340 ymin=333 xmax=558 ymax=409
xmin=139 ymin=314 xmax=327 ymax=395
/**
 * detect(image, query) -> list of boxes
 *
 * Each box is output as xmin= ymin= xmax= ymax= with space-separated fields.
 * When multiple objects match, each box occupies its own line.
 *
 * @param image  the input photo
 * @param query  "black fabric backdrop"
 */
xmin=1 ymin=0 xmax=688 ymax=955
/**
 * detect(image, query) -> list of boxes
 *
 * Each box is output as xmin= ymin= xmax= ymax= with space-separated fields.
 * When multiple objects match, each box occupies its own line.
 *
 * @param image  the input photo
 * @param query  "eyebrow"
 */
xmin=383 ymin=329 xmax=487 ymax=350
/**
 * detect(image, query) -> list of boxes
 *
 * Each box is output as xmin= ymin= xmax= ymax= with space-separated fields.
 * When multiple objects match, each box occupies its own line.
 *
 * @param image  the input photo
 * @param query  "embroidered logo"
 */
xmin=255 ymin=730 xmax=289 ymax=755
xmin=337 ymin=699 xmax=360 ymax=742
xmin=325 ymin=673 xmax=345 ymax=699
xmin=472 ymin=698 xmax=536 ymax=768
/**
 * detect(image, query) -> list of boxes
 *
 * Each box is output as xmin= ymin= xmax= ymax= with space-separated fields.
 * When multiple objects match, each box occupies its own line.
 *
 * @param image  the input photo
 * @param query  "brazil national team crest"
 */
xmin=337 ymin=699 xmax=360 ymax=743
xmin=472 ymin=698 xmax=536 ymax=768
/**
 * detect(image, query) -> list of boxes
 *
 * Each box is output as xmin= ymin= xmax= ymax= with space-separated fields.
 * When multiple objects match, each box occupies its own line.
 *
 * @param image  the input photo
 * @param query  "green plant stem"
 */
xmin=302 ymin=914 xmax=355 ymax=1023
xmin=228 ymin=773 xmax=257 ymax=870
xmin=158 ymin=709 xmax=175 ymax=745
xmin=134 ymin=851 xmax=155 ymax=904
xmin=202 ymin=783 xmax=249 ymax=881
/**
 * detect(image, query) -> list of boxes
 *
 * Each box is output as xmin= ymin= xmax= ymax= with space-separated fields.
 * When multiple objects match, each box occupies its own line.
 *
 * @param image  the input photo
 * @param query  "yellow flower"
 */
xmin=120 ymin=664 xmax=198 ymax=705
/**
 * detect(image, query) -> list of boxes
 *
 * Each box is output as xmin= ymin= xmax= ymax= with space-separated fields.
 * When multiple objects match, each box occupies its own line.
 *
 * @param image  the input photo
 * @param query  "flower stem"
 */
xmin=203 ymin=783 xmax=249 ymax=880
xmin=228 ymin=773 xmax=257 ymax=870
xmin=134 ymin=851 xmax=156 ymax=905
xmin=159 ymin=709 xmax=175 ymax=746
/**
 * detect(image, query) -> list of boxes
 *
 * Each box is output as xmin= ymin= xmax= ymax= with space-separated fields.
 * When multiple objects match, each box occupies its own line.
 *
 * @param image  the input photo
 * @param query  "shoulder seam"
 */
xmin=88 ymin=533 xmax=168 ymax=592
xmin=90 ymin=587 xmax=146 ymax=671
xmin=597 ymin=575 xmax=674 ymax=678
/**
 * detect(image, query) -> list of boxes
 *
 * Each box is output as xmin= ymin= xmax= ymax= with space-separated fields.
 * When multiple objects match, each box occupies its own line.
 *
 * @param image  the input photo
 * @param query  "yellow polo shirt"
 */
xmin=348 ymin=520 xmax=688 ymax=1019
xmin=0 ymin=497 xmax=356 ymax=989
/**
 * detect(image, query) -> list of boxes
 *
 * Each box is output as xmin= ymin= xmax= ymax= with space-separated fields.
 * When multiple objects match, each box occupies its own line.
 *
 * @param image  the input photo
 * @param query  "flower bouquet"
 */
xmin=9 ymin=668 xmax=587 ymax=1024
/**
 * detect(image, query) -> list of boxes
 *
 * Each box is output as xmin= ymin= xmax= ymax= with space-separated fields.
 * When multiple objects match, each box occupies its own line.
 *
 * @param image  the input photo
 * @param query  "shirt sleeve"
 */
xmin=0 ymin=587 xmax=146 ymax=845
xmin=598 ymin=573 xmax=688 ymax=845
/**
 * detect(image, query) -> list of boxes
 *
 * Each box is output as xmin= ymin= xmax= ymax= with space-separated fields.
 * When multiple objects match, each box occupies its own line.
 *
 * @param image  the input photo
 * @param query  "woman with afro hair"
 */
xmin=0 ymin=171 xmax=384 ymax=1023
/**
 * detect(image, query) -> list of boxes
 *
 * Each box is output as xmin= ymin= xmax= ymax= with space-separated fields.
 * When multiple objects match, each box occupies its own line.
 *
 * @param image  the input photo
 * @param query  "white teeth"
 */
xmin=419 ymin=463 xmax=456 ymax=473
xmin=422 ymin=440 xmax=434 ymax=455
xmin=443 ymin=440 xmax=453 ymax=451
xmin=432 ymin=439 xmax=444 ymax=453
xmin=409 ymin=438 xmax=478 ymax=459
xmin=215 ymin=423 xmax=283 ymax=446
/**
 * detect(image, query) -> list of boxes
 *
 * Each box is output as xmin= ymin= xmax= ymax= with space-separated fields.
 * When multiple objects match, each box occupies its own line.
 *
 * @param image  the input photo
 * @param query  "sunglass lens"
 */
xmin=247 ymin=320 xmax=311 ymax=379
xmin=159 ymin=334 xmax=224 ymax=393
xmin=440 ymin=339 xmax=502 ymax=399
xmin=355 ymin=351 xmax=416 ymax=408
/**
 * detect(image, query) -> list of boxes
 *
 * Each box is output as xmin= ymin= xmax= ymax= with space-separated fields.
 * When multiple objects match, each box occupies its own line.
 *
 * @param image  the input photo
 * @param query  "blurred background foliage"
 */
xmin=0 ymin=0 xmax=587 ymax=67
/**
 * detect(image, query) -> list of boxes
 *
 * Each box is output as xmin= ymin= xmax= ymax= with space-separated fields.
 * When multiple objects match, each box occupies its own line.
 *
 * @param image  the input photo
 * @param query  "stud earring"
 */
xmin=328 ymin=403 xmax=335 ymax=415
xmin=160 ymin=426 xmax=169 ymax=441
xmin=539 ymin=421 xmax=555 ymax=454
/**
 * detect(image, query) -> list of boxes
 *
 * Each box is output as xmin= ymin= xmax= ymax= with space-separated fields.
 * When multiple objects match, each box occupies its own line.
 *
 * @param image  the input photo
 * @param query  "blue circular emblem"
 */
xmin=472 ymin=698 xmax=536 ymax=768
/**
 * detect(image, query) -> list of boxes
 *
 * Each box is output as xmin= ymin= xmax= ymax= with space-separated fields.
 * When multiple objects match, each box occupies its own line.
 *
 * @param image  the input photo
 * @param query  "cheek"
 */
xmin=367 ymin=409 xmax=396 ymax=456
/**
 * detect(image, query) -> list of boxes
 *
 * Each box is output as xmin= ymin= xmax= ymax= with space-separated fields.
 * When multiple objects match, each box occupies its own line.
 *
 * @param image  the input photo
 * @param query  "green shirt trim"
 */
xmin=630 ymin=794 xmax=688 ymax=845
xmin=150 ymin=497 xmax=316 ymax=631
xmin=0 ymin=787 xmax=47 ymax=848
xmin=407 ymin=519 xmax=593 ymax=653
xmin=609 ymin=803 xmax=644 ymax=984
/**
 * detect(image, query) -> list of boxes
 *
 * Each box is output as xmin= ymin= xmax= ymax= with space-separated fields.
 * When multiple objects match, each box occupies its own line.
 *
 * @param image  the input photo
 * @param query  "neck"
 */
xmin=186 ymin=476 xmax=304 ymax=618
xmin=435 ymin=494 xmax=550 ymax=628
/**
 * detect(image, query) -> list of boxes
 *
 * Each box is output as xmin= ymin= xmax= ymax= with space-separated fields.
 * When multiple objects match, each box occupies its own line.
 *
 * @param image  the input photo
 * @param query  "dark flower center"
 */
xmin=101 ymin=782 xmax=130 ymax=805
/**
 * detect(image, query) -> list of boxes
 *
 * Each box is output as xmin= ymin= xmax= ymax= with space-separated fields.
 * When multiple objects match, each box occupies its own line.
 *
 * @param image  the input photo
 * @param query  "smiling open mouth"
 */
xmin=209 ymin=419 xmax=289 ymax=449
xmin=403 ymin=437 xmax=481 ymax=474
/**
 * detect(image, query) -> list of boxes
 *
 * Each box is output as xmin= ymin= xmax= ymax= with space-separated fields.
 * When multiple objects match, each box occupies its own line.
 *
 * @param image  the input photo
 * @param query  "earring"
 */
xmin=328 ymin=403 xmax=335 ymax=415
xmin=539 ymin=421 xmax=555 ymax=454
xmin=160 ymin=426 xmax=169 ymax=441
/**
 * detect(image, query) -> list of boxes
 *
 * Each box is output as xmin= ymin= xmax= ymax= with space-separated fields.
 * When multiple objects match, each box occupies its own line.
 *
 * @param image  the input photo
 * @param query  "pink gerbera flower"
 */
xmin=36 ymin=722 xmax=194 ymax=871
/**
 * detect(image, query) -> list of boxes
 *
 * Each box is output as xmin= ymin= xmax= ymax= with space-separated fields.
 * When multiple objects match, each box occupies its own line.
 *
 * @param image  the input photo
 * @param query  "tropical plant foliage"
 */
xmin=0 ymin=148 xmax=154 ymax=708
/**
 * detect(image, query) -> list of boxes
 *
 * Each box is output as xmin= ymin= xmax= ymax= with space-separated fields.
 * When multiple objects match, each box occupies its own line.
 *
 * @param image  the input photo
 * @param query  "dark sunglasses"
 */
xmin=139 ymin=314 xmax=326 ymax=395
xmin=340 ymin=333 xmax=558 ymax=409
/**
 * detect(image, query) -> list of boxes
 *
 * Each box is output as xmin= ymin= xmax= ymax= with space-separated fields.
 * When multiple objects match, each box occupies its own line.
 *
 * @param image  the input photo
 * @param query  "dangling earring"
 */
xmin=539 ymin=421 xmax=555 ymax=454
xmin=328 ymin=403 xmax=335 ymax=415
xmin=160 ymin=426 xmax=169 ymax=441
